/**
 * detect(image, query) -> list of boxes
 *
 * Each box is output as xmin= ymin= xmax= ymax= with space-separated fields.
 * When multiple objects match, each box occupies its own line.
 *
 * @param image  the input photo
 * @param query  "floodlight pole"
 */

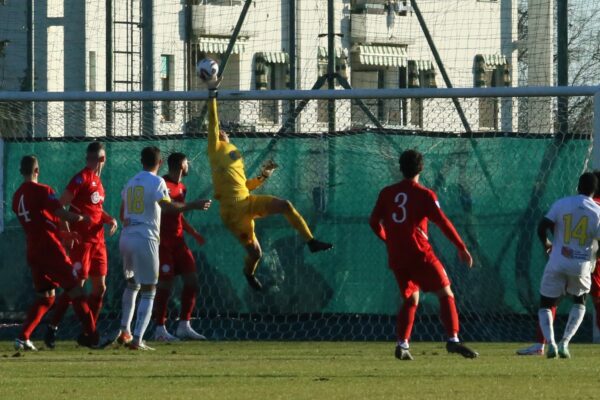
xmin=327 ymin=0 xmax=336 ymax=132
xmin=288 ymin=0 xmax=297 ymax=130
xmin=142 ymin=0 xmax=154 ymax=136
xmin=557 ymin=0 xmax=569 ymax=137
xmin=592 ymin=92 xmax=600 ymax=170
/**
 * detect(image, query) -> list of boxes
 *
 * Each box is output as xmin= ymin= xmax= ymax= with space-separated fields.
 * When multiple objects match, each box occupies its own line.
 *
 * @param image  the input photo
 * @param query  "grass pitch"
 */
xmin=0 ymin=341 xmax=599 ymax=400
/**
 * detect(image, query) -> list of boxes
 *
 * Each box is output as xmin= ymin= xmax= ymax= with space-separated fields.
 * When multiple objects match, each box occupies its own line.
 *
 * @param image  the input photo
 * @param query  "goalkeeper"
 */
xmin=205 ymin=79 xmax=332 ymax=291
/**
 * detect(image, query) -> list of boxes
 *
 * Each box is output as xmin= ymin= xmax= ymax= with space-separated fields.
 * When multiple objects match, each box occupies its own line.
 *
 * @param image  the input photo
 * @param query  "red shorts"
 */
xmin=70 ymin=242 xmax=108 ymax=280
xmin=590 ymin=264 xmax=600 ymax=298
xmin=391 ymin=257 xmax=451 ymax=299
xmin=159 ymin=240 xmax=196 ymax=281
xmin=28 ymin=243 xmax=78 ymax=292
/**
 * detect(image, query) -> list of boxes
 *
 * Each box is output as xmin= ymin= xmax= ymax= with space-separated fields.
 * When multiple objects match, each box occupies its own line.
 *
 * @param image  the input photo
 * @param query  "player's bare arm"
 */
xmin=182 ymin=216 xmax=205 ymax=246
xmin=101 ymin=210 xmax=118 ymax=236
xmin=537 ymin=217 xmax=554 ymax=254
xmin=54 ymin=207 xmax=90 ymax=225
xmin=159 ymin=198 xmax=212 ymax=214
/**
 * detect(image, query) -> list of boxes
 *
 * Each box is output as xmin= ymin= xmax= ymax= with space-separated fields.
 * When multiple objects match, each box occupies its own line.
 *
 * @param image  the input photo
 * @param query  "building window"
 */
xmin=255 ymin=52 xmax=289 ymax=124
xmin=474 ymin=54 xmax=510 ymax=130
xmin=161 ymin=54 xmax=174 ymax=122
xmin=407 ymin=60 xmax=437 ymax=128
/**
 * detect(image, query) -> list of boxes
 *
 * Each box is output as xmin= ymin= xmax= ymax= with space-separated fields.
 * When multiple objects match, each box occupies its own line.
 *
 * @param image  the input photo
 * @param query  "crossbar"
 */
xmin=2 ymin=86 xmax=600 ymax=102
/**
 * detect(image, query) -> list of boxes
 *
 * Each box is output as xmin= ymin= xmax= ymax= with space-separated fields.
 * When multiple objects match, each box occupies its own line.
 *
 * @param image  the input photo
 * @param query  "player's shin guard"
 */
xmin=283 ymin=205 xmax=313 ymax=241
xmin=20 ymin=296 xmax=55 ymax=341
xmin=535 ymin=306 xmax=557 ymax=344
xmin=133 ymin=290 xmax=156 ymax=341
xmin=87 ymin=293 xmax=104 ymax=324
xmin=153 ymin=287 xmax=171 ymax=326
xmin=71 ymin=295 xmax=96 ymax=336
xmin=538 ymin=308 xmax=556 ymax=345
xmin=439 ymin=295 xmax=460 ymax=338
xmin=397 ymin=298 xmax=418 ymax=342
xmin=120 ymin=284 xmax=140 ymax=333
xmin=49 ymin=292 xmax=72 ymax=327
xmin=180 ymin=285 xmax=197 ymax=321
xmin=561 ymin=304 xmax=586 ymax=345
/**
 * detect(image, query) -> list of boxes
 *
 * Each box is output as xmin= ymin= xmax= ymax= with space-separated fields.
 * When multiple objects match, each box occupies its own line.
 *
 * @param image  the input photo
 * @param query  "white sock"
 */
xmin=538 ymin=308 xmax=556 ymax=346
xmin=120 ymin=286 xmax=139 ymax=333
xmin=133 ymin=291 xmax=156 ymax=342
xmin=561 ymin=304 xmax=586 ymax=345
xmin=178 ymin=320 xmax=191 ymax=330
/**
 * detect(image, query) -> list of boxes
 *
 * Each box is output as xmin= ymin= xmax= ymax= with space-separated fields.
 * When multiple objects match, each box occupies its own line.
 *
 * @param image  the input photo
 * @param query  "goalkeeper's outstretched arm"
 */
xmin=207 ymin=97 xmax=220 ymax=156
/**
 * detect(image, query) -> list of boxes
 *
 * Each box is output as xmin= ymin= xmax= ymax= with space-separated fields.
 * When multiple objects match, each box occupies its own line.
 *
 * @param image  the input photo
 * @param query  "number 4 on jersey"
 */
xmin=18 ymin=194 xmax=31 ymax=222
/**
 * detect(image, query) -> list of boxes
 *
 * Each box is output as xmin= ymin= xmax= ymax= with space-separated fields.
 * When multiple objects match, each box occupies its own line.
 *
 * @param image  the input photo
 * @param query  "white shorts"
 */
xmin=119 ymin=233 xmax=159 ymax=285
xmin=540 ymin=266 xmax=591 ymax=298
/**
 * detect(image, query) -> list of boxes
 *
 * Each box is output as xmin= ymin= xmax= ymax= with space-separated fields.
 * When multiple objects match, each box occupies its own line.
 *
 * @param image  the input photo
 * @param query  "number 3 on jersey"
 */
xmin=17 ymin=194 xmax=31 ymax=222
xmin=392 ymin=192 xmax=408 ymax=223
xmin=127 ymin=186 xmax=145 ymax=214
xmin=563 ymin=214 xmax=589 ymax=246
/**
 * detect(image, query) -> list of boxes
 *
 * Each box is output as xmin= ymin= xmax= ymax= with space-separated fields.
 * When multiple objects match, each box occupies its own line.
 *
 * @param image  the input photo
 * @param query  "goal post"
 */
xmin=1 ymin=86 xmax=600 ymax=343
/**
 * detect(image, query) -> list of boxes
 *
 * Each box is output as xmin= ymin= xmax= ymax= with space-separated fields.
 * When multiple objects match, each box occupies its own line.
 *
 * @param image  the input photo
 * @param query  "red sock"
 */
xmin=50 ymin=292 xmax=72 ymax=327
xmin=396 ymin=297 xmax=418 ymax=342
xmin=88 ymin=293 xmax=104 ymax=324
xmin=594 ymin=301 xmax=600 ymax=332
xmin=535 ymin=306 xmax=556 ymax=344
xmin=153 ymin=287 xmax=171 ymax=326
xmin=439 ymin=295 xmax=460 ymax=338
xmin=20 ymin=296 xmax=55 ymax=341
xmin=180 ymin=285 xmax=197 ymax=322
xmin=70 ymin=295 xmax=96 ymax=336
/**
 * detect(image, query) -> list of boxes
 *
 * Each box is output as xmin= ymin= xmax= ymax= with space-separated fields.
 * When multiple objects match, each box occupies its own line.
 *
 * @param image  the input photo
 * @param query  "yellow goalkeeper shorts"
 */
xmin=219 ymin=195 xmax=276 ymax=245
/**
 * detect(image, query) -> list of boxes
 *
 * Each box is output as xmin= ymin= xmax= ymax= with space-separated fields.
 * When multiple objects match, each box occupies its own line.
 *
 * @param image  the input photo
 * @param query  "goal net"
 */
xmin=0 ymin=88 xmax=597 ymax=343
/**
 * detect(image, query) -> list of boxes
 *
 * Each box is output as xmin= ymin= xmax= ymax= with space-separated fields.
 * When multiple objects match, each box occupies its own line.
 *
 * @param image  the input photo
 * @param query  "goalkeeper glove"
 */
xmin=260 ymin=160 xmax=278 ymax=179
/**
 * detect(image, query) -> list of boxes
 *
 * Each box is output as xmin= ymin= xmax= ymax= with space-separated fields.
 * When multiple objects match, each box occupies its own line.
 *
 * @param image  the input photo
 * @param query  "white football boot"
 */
xmin=152 ymin=325 xmax=180 ymax=342
xmin=14 ymin=338 xmax=37 ymax=351
xmin=516 ymin=343 xmax=544 ymax=356
xmin=176 ymin=320 xmax=207 ymax=340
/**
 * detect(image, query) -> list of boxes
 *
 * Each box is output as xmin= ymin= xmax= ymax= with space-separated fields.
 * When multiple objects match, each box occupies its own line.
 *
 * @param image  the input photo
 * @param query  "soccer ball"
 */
xmin=196 ymin=58 xmax=219 ymax=82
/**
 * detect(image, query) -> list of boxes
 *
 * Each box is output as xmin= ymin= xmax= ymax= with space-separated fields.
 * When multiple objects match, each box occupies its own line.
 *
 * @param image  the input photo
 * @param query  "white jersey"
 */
xmin=545 ymin=194 xmax=600 ymax=276
xmin=121 ymin=171 xmax=170 ymax=241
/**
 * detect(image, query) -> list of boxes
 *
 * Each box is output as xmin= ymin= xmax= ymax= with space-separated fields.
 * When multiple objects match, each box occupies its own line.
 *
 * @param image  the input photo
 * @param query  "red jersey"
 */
xmin=369 ymin=179 xmax=467 ymax=268
xmin=160 ymin=176 xmax=186 ymax=245
xmin=12 ymin=181 xmax=64 ymax=259
xmin=66 ymin=167 xmax=106 ymax=243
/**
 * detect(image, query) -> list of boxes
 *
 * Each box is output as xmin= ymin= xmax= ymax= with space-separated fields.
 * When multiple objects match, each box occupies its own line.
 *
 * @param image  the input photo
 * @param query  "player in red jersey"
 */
xmin=12 ymin=155 xmax=99 ymax=351
xmin=369 ymin=149 xmax=477 ymax=360
xmin=517 ymin=170 xmax=600 ymax=356
xmin=44 ymin=142 xmax=117 ymax=348
xmin=152 ymin=152 xmax=207 ymax=341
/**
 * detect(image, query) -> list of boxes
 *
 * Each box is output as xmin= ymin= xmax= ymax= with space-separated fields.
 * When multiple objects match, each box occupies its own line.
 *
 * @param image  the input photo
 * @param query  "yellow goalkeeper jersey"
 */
xmin=207 ymin=99 xmax=262 ymax=202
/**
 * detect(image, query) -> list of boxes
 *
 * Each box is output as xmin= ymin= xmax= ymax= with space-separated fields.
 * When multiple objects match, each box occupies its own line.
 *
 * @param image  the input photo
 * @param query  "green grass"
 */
xmin=1 ymin=341 xmax=599 ymax=400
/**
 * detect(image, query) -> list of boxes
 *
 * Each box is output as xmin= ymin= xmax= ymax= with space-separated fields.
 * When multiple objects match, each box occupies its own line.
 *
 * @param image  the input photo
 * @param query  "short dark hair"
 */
xmin=167 ymin=152 xmax=187 ymax=171
xmin=577 ymin=172 xmax=597 ymax=196
xmin=141 ymin=146 xmax=161 ymax=169
xmin=20 ymin=155 xmax=38 ymax=175
xmin=399 ymin=149 xmax=424 ymax=178
xmin=86 ymin=141 xmax=105 ymax=155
